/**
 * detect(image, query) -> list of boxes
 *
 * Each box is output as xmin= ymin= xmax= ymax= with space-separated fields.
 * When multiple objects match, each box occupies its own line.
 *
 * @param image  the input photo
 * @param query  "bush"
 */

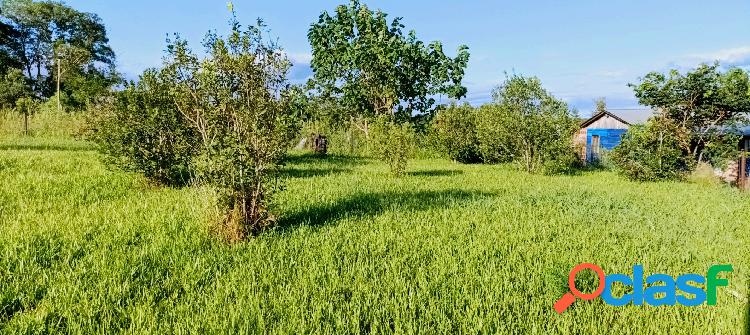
xmin=89 ymin=69 xmax=198 ymax=186
xmin=611 ymin=118 xmax=693 ymax=181
xmin=475 ymin=104 xmax=516 ymax=164
xmin=429 ymin=103 xmax=482 ymax=163
xmin=165 ymin=20 xmax=301 ymax=239
xmin=371 ymin=118 xmax=416 ymax=176
xmin=91 ymin=18 xmax=300 ymax=240
xmin=475 ymin=75 xmax=579 ymax=174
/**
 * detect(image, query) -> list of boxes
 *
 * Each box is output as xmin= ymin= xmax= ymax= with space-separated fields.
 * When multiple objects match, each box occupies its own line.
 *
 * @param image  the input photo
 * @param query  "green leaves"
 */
xmin=1 ymin=0 xmax=118 ymax=109
xmin=476 ymin=75 xmax=579 ymax=174
xmin=611 ymin=118 xmax=693 ymax=181
xmin=429 ymin=103 xmax=482 ymax=164
xmin=307 ymin=1 xmax=470 ymax=118
xmin=631 ymin=63 xmax=750 ymax=164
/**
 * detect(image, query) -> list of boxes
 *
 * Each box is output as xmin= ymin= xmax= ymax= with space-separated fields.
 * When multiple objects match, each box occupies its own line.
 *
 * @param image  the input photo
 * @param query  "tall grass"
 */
xmin=0 ymin=105 xmax=87 ymax=139
xmin=0 ymin=136 xmax=748 ymax=334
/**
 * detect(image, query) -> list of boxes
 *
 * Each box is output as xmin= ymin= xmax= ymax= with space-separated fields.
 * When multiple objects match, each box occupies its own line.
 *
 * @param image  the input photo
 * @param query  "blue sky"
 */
xmin=64 ymin=0 xmax=750 ymax=115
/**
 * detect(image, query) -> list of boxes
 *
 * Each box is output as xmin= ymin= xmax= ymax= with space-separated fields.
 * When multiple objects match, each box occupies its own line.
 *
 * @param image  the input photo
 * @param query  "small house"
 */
xmin=575 ymin=109 xmax=654 ymax=162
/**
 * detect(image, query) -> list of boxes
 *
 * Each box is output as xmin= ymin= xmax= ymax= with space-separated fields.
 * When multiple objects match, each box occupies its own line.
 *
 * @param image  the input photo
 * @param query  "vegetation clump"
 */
xmin=371 ymin=118 xmax=416 ymax=176
xmin=429 ymin=103 xmax=483 ymax=164
xmin=616 ymin=63 xmax=750 ymax=180
xmin=306 ymin=0 xmax=470 ymax=174
xmin=611 ymin=117 xmax=693 ymax=181
xmin=476 ymin=75 xmax=579 ymax=174
xmin=92 ymin=17 xmax=301 ymax=239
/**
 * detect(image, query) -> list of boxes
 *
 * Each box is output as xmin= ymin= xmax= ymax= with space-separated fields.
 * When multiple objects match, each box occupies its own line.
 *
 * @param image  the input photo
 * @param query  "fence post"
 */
xmin=740 ymin=150 xmax=748 ymax=191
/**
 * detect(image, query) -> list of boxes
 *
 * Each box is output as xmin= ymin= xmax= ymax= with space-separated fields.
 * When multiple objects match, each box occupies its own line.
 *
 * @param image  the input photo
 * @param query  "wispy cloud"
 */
xmin=285 ymin=52 xmax=313 ymax=65
xmin=673 ymin=46 xmax=750 ymax=68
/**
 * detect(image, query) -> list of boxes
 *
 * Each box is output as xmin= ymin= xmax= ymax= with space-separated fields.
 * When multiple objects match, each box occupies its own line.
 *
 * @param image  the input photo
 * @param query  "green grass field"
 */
xmin=1 ymin=135 xmax=749 ymax=334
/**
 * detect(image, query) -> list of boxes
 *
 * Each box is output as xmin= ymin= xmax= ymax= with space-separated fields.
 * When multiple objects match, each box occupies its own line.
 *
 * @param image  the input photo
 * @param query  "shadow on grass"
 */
xmin=0 ymin=143 xmax=93 ymax=152
xmin=280 ymin=167 xmax=351 ymax=179
xmin=284 ymin=153 xmax=369 ymax=167
xmin=407 ymin=170 xmax=463 ymax=177
xmin=276 ymin=189 xmax=492 ymax=232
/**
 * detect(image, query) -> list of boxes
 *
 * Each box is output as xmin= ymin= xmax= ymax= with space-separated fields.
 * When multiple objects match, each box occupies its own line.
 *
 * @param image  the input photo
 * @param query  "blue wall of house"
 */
xmin=586 ymin=129 xmax=628 ymax=161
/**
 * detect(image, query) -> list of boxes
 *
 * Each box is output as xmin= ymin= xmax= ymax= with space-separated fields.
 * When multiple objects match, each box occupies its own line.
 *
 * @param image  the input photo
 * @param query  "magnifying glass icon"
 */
xmin=554 ymin=263 xmax=606 ymax=314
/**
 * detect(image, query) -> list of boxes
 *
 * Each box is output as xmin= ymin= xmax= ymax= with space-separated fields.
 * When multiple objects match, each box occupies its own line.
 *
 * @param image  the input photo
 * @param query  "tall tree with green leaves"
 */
xmin=0 ymin=0 xmax=118 ymax=108
xmin=631 ymin=63 xmax=750 ymax=164
xmin=307 ymin=0 xmax=470 ymax=135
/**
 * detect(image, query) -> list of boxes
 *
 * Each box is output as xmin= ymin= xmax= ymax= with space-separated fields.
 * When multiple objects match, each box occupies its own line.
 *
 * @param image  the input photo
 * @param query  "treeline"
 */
xmin=0 ymin=0 xmax=118 ymax=115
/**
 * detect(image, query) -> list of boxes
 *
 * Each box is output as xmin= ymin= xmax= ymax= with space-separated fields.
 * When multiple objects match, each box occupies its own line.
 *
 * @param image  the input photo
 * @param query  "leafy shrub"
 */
xmin=611 ymin=118 xmax=693 ymax=181
xmin=91 ymin=17 xmax=300 ymax=240
xmin=165 ymin=19 xmax=301 ymax=239
xmin=89 ymin=69 xmax=197 ymax=186
xmin=476 ymin=75 xmax=579 ymax=174
xmin=475 ymin=104 xmax=515 ymax=164
xmin=429 ymin=103 xmax=482 ymax=163
xmin=371 ymin=118 xmax=415 ymax=176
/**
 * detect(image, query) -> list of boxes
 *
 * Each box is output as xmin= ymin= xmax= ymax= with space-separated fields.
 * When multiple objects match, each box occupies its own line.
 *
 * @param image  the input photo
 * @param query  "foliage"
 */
xmin=371 ymin=117 xmax=415 ymax=176
xmin=0 ymin=68 xmax=31 ymax=108
xmin=164 ymin=17 xmax=301 ymax=239
xmin=475 ymin=103 xmax=515 ymax=164
xmin=307 ymin=0 xmax=470 ymax=122
xmin=611 ymin=118 xmax=694 ymax=181
xmin=89 ymin=69 xmax=198 ymax=186
xmin=594 ymin=97 xmax=607 ymax=113
xmin=631 ymin=63 xmax=750 ymax=165
xmin=476 ymin=75 xmax=579 ymax=173
xmin=429 ymin=102 xmax=482 ymax=163
xmin=0 ymin=0 xmax=119 ymax=109
xmin=1 ymin=137 xmax=748 ymax=333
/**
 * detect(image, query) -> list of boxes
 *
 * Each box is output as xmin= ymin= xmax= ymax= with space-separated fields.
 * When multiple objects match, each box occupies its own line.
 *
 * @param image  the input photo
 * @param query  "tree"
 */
xmin=595 ymin=97 xmax=607 ymax=113
xmin=14 ymin=96 xmax=37 ymax=135
xmin=0 ymin=68 xmax=31 ymax=108
xmin=307 ymin=0 xmax=470 ymax=135
xmin=1 ymin=0 xmax=118 ymax=107
xmin=611 ymin=117 xmax=693 ymax=181
xmin=631 ymin=63 xmax=750 ymax=164
xmin=164 ymin=17 xmax=302 ymax=239
xmin=476 ymin=75 xmax=579 ymax=173
xmin=0 ymin=19 xmax=23 ymax=75
xmin=53 ymin=43 xmax=91 ymax=112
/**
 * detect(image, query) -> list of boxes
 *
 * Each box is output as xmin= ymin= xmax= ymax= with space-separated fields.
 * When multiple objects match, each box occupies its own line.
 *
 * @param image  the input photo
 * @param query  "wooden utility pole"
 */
xmin=57 ymin=56 xmax=62 ymax=113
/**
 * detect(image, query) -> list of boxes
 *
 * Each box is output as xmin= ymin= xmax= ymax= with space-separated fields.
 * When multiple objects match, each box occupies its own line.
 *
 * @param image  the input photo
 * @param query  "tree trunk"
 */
xmin=23 ymin=111 xmax=28 ymax=136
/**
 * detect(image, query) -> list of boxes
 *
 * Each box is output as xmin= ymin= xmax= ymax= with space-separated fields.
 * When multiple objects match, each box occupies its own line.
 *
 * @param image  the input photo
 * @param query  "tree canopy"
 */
xmin=631 ymin=63 xmax=750 ymax=163
xmin=0 ymin=0 xmax=118 ymax=107
xmin=307 ymin=0 xmax=470 ymax=120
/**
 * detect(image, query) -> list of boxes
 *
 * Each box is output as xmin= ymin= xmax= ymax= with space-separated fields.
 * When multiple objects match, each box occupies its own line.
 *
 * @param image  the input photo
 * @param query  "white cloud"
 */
xmin=676 ymin=46 xmax=750 ymax=68
xmin=285 ymin=52 xmax=313 ymax=65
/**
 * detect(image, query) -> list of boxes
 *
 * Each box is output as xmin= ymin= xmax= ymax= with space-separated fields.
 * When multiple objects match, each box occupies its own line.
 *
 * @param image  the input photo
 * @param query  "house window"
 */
xmin=591 ymin=135 xmax=601 ymax=161
xmin=744 ymin=138 xmax=750 ymax=151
